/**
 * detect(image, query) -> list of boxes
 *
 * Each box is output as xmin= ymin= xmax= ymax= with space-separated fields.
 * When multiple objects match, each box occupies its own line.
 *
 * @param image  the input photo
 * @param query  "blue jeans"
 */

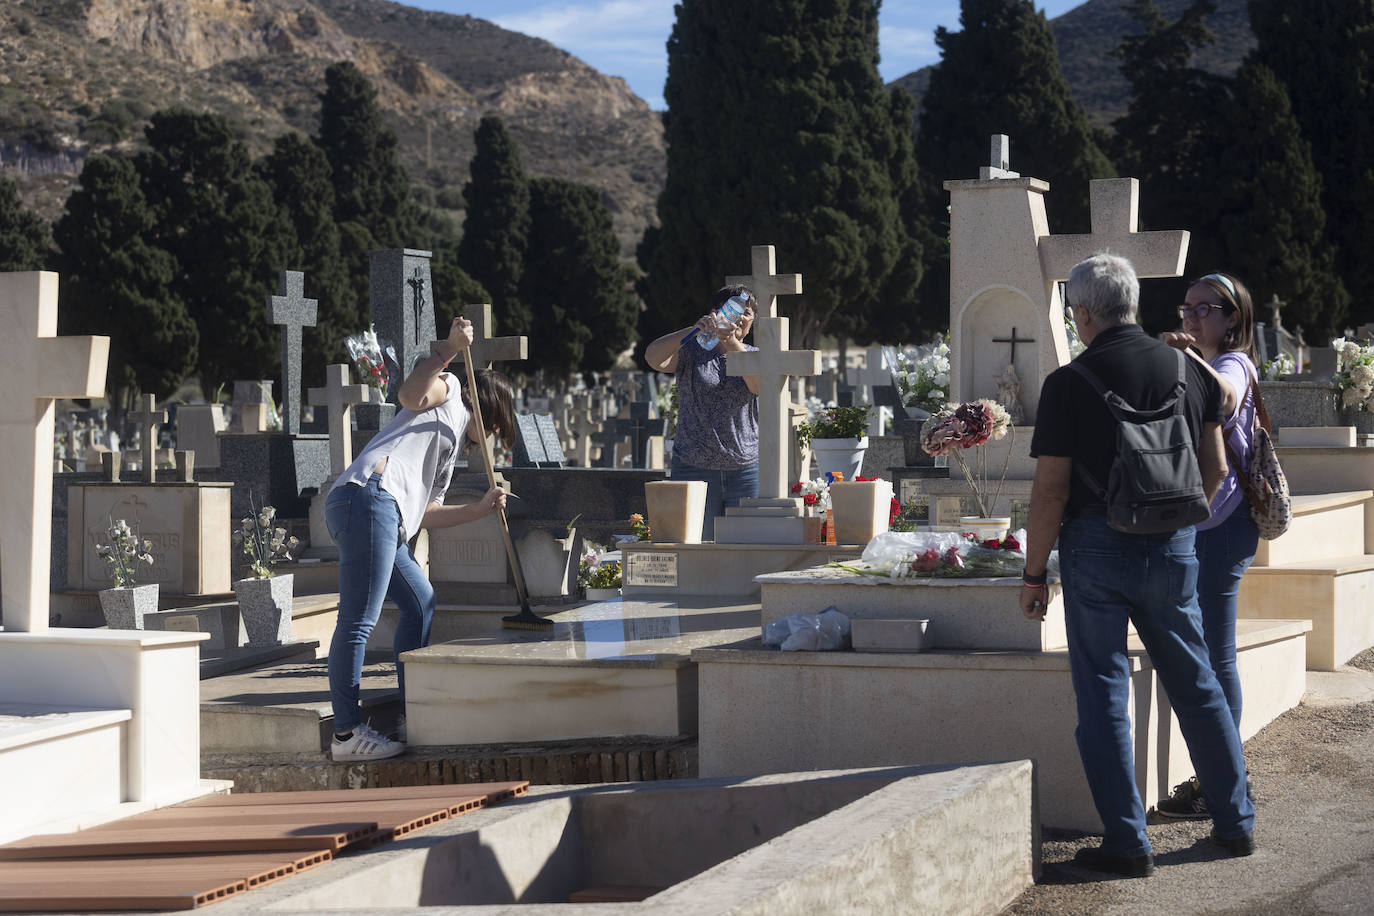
xmin=1060 ymin=517 xmax=1254 ymax=855
xmin=1195 ymin=509 xmax=1259 ymax=731
xmin=669 ymin=457 xmax=758 ymax=541
xmin=325 ymin=474 xmax=436 ymax=734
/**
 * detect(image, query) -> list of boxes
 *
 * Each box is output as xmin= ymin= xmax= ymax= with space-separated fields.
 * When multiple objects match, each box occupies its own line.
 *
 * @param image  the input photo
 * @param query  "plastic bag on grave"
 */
xmin=762 ymin=606 xmax=852 ymax=652
xmin=859 ymin=530 xmax=967 ymax=573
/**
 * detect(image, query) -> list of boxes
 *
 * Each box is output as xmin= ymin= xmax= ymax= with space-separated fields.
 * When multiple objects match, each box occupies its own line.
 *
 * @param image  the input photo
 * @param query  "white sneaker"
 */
xmin=331 ymin=721 xmax=404 ymax=762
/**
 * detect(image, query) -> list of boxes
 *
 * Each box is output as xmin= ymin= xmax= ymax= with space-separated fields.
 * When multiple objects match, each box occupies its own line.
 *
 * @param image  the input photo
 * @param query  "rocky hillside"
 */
xmin=0 ymin=0 xmax=665 ymax=254
xmin=892 ymin=0 xmax=1254 ymax=127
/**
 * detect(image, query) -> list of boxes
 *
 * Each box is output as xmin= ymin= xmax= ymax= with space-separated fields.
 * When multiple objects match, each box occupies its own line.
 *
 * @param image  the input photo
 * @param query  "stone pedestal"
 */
xmin=67 ymin=482 xmax=233 ymax=596
xmin=645 ymin=480 xmax=708 ymax=544
xmin=829 ymin=479 xmax=894 ymax=546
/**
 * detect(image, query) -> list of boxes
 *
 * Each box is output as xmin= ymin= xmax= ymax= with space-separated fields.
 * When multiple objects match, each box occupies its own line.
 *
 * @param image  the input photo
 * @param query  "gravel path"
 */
xmin=1007 ymin=649 xmax=1374 ymax=915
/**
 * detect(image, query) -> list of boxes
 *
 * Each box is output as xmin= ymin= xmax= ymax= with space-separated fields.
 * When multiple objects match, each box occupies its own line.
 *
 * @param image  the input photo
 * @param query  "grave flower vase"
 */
xmin=98 ymin=584 xmax=159 ymax=630
xmin=645 ymin=480 xmax=708 ymax=544
xmin=829 ymin=479 xmax=894 ymax=546
xmin=810 ymin=437 xmax=869 ymax=481
xmin=235 ymin=574 xmax=294 ymax=646
xmin=1338 ymin=405 xmax=1374 ymax=436
xmin=960 ymin=516 xmax=1012 ymax=543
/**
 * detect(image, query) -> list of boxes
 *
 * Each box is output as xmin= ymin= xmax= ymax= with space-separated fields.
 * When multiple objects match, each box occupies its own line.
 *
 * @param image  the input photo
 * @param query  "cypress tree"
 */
xmin=315 ymin=62 xmax=422 ymax=251
xmin=136 ymin=109 xmax=297 ymax=391
xmin=0 ymin=175 xmax=49 ymax=271
xmin=1207 ymin=61 xmax=1349 ymax=338
xmin=53 ymin=155 xmax=197 ymax=407
xmin=523 ymin=177 xmax=637 ymax=378
xmin=260 ymin=132 xmax=358 ymax=387
xmin=639 ymin=0 xmax=927 ymax=351
xmin=1248 ymin=0 xmax=1374 ymax=323
xmin=457 ymin=116 xmax=533 ymax=337
xmin=916 ymin=0 xmax=1114 ymax=320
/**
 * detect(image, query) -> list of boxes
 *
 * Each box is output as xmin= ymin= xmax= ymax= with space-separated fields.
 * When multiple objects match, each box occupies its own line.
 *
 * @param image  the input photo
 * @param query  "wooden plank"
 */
xmin=0 ymin=821 xmax=377 ymax=859
xmin=176 ymin=781 xmax=529 ymax=809
xmin=0 ymin=849 xmax=338 ymax=911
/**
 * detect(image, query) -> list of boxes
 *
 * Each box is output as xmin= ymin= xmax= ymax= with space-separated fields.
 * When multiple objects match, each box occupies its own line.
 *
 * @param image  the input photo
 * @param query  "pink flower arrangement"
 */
xmin=920 ymin=399 xmax=1015 ymax=518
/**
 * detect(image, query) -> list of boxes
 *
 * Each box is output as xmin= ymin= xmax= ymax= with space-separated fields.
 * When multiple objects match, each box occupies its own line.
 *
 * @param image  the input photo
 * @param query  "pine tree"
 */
xmin=53 ymin=155 xmax=197 ymax=407
xmin=1248 ymin=0 xmax=1374 ymax=324
xmin=1207 ymin=61 xmax=1349 ymax=338
xmin=523 ymin=177 xmax=637 ymax=377
xmin=916 ymin=0 xmax=1115 ymax=320
xmin=639 ymin=0 xmax=927 ymax=351
xmin=0 ymin=174 xmax=49 ymax=271
xmin=136 ymin=109 xmax=298 ymax=391
xmin=456 ymin=116 xmax=533 ymax=337
xmin=427 ymin=210 xmax=492 ymax=335
xmin=260 ymin=132 xmax=358 ymax=388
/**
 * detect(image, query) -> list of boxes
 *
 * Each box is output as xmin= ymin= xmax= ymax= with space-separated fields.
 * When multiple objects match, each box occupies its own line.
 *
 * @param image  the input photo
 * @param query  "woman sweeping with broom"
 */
xmin=325 ymin=316 xmax=516 ymax=762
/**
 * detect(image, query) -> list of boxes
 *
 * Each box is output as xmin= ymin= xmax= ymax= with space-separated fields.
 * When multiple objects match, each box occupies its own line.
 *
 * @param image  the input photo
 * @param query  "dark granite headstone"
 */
xmin=370 ymin=248 xmax=435 ymax=403
xmin=535 ymin=414 xmax=566 ymax=466
xmin=513 ymin=414 xmax=549 ymax=467
xmin=265 ymin=270 xmax=319 ymax=435
xmin=217 ymin=433 xmax=330 ymax=518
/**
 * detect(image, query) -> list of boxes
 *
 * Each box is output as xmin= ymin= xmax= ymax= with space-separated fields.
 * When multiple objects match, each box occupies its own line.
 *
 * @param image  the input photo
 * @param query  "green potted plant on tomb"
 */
xmin=232 ymin=500 xmax=299 ymax=646
xmin=95 ymin=517 xmax=158 ymax=630
xmin=576 ymin=543 xmax=622 ymax=600
xmin=795 ymin=404 xmax=872 ymax=481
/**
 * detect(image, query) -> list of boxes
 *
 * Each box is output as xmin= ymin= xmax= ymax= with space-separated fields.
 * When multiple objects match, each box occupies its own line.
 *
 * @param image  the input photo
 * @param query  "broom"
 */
xmin=457 ymin=347 xmax=552 ymax=631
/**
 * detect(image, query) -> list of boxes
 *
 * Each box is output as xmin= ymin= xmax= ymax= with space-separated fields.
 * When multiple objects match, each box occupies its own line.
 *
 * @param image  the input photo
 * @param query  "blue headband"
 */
xmin=1202 ymin=273 xmax=1238 ymax=302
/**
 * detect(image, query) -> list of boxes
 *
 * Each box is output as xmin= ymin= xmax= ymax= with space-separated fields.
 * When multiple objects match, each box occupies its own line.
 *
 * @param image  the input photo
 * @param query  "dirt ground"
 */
xmin=1006 ymin=649 xmax=1374 ymax=915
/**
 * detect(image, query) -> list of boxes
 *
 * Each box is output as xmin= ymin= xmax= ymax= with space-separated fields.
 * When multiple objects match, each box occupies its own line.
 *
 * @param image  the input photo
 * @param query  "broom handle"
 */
xmin=457 ymin=350 xmax=532 ymax=604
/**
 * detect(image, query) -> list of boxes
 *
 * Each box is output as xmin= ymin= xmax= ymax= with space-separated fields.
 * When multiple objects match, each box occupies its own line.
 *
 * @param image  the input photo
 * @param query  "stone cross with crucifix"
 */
xmin=0 ymin=272 xmax=109 ymax=632
xmin=308 ymin=364 xmax=371 ymax=476
xmin=128 ymin=393 xmax=167 ymax=484
xmin=265 ymin=270 xmax=319 ymax=436
xmin=370 ymin=248 xmax=436 ymax=402
xmin=946 ymin=137 xmax=1189 ymax=424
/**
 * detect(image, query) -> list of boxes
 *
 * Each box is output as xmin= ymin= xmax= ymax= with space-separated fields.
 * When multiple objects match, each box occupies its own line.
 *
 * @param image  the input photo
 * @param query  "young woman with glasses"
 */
xmin=1158 ymin=271 xmax=1259 ymax=818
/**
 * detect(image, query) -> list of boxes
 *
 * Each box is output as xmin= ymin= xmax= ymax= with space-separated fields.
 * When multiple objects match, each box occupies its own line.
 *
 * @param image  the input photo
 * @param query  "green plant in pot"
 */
xmin=95 ymin=517 xmax=158 ymax=629
xmin=797 ymin=405 xmax=872 ymax=481
xmin=232 ymin=500 xmax=300 ymax=646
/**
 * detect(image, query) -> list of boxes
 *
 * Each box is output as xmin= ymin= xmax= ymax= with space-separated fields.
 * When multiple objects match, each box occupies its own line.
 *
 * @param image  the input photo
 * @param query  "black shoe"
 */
xmin=1211 ymin=829 xmax=1255 ymax=857
xmin=1072 ymin=845 xmax=1155 ymax=877
xmin=1156 ymin=776 xmax=1209 ymax=820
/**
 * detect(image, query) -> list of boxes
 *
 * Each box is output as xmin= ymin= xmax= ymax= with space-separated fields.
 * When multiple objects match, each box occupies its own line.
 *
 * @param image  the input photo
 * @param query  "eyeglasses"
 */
xmin=1177 ymin=303 xmax=1227 ymax=320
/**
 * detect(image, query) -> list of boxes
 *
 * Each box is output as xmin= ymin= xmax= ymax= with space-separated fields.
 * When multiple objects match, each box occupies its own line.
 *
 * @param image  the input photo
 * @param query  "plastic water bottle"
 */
xmin=694 ymin=295 xmax=749 ymax=350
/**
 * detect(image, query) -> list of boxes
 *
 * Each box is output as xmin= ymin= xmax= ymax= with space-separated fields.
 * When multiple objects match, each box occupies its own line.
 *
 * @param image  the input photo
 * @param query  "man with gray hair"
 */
xmin=1019 ymin=253 xmax=1254 ymax=876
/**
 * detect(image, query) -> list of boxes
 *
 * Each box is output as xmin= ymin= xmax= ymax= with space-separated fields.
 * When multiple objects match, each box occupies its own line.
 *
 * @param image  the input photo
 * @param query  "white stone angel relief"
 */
xmin=994 ymin=364 xmax=1025 ymax=425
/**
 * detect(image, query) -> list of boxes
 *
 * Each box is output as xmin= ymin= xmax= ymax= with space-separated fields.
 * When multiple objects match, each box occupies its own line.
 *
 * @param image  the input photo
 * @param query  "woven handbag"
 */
xmin=1223 ymin=374 xmax=1291 ymax=540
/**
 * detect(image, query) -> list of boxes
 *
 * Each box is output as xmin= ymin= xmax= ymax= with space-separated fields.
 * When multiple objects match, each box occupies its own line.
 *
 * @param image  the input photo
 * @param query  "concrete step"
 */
xmin=1254 ymin=491 xmax=1370 ymax=567
xmin=1275 ymin=446 xmax=1374 ymax=496
xmin=1239 ymin=554 xmax=1374 ymax=670
xmin=0 ymin=703 xmax=131 ymax=841
xmin=199 ymin=656 xmax=401 ymax=755
xmin=692 ymin=617 xmax=1310 ymax=832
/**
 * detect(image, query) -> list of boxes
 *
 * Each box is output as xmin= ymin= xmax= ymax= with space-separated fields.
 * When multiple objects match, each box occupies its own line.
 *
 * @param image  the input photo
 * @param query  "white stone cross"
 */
xmin=980 ymin=134 xmax=1020 ymax=180
xmin=454 ymin=303 xmax=528 ymax=371
xmin=844 ymin=346 xmax=893 ymax=438
xmin=727 ymin=317 xmax=821 ymax=500
xmin=266 ymin=270 xmax=319 ymax=436
xmin=308 ymin=364 xmax=371 ymax=475
xmin=725 ymin=245 xmax=803 ymax=319
xmin=1039 ymin=178 xmax=1189 ymax=283
xmin=128 ymin=393 xmax=167 ymax=484
xmin=0 ymin=272 xmax=109 ymax=633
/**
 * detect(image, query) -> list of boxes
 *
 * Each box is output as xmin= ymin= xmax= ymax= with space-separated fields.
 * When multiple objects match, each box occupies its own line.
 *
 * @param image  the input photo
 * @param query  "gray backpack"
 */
xmin=1069 ymin=350 xmax=1212 ymax=534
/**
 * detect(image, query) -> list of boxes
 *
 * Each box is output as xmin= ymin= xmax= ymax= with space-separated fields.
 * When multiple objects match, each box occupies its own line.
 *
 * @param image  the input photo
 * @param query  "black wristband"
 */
xmin=1022 ymin=569 xmax=1048 ymax=586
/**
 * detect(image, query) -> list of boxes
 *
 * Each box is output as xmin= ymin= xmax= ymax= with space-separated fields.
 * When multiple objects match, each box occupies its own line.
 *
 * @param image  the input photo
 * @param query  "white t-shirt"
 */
xmin=331 ymin=373 xmax=469 ymax=541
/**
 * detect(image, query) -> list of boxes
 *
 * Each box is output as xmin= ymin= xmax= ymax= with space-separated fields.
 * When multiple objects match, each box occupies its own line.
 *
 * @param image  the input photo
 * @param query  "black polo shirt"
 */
xmin=1030 ymin=324 xmax=1225 ymax=518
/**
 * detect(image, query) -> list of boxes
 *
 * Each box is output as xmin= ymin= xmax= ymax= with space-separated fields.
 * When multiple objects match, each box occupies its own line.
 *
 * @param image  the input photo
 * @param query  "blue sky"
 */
xmin=406 ymin=1 xmax=1084 ymax=110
